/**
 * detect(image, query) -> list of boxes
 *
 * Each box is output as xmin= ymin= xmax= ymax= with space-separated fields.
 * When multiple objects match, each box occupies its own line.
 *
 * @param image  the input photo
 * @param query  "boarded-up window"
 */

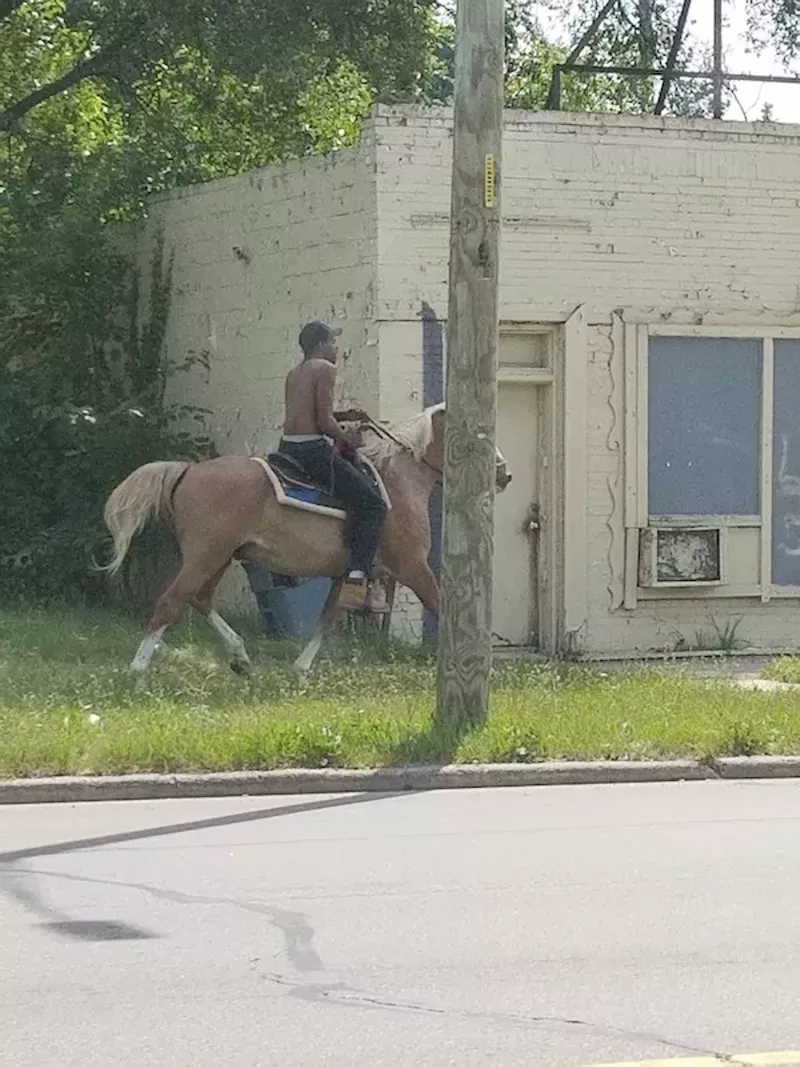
xmin=648 ymin=336 xmax=761 ymax=516
xmin=772 ymin=340 xmax=800 ymax=585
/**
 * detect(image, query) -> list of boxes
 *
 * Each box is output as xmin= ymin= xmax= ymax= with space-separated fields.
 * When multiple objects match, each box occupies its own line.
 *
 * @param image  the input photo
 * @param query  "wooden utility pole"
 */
xmin=712 ymin=0 xmax=723 ymax=118
xmin=436 ymin=0 xmax=504 ymax=729
xmin=638 ymin=0 xmax=656 ymax=111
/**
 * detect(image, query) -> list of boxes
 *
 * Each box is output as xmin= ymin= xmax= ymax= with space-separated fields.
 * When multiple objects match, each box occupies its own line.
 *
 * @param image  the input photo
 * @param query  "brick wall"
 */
xmin=372 ymin=107 xmax=800 ymax=653
xmin=144 ymin=106 xmax=800 ymax=649
xmin=373 ymin=106 xmax=800 ymax=324
xmin=139 ymin=135 xmax=379 ymax=614
xmin=142 ymin=135 xmax=379 ymax=458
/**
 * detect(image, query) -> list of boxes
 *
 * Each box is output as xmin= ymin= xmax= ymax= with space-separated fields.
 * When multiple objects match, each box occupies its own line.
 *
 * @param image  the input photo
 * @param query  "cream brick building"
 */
xmin=140 ymin=105 xmax=800 ymax=656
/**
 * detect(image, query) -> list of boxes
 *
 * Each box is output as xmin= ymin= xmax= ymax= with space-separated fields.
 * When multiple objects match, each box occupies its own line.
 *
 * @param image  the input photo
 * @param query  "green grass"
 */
xmin=762 ymin=656 xmax=800 ymax=684
xmin=3 ymin=605 xmax=800 ymax=778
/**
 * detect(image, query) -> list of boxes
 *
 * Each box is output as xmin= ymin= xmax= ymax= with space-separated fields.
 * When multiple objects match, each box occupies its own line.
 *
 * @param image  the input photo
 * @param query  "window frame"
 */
xmin=624 ymin=323 xmax=800 ymax=605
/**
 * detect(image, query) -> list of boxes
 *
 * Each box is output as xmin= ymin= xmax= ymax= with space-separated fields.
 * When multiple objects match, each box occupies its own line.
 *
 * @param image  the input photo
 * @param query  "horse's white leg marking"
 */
xmin=206 ymin=610 xmax=251 ymax=670
xmin=293 ymin=632 xmax=323 ymax=675
xmin=292 ymin=579 xmax=343 ymax=676
xmin=130 ymin=627 xmax=166 ymax=673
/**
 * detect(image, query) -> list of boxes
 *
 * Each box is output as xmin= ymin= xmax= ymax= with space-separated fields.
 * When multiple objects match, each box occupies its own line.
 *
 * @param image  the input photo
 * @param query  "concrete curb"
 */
xmin=713 ymin=755 xmax=800 ymax=778
xmin=3 ymin=756 xmax=798 ymax=805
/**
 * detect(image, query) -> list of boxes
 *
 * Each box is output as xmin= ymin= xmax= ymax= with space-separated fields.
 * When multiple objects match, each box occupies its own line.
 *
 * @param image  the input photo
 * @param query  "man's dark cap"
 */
xmin=299 ymin=321 xmax=340 ymax=354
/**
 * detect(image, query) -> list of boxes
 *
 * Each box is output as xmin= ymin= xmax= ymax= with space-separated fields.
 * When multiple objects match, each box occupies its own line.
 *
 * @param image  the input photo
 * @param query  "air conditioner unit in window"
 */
xmin=638 ymin=526 xmax=727 ymax=588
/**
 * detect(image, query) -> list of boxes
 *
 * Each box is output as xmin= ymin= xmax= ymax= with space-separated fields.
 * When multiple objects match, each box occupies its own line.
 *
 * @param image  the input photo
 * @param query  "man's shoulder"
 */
xmin=305 ymin=358 xmax=335 ymax=378
xmin=286 ymin=359 xmax=335 ymax=393
xmin=288 ymin=358 xmax=327 ymax=377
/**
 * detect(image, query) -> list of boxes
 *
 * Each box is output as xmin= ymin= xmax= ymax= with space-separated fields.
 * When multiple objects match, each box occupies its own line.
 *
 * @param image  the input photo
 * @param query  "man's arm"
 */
xmin=314 ymin=363 xmax=354 ymax=447
xmin=334 ymin=407 xmax=370 ymax=424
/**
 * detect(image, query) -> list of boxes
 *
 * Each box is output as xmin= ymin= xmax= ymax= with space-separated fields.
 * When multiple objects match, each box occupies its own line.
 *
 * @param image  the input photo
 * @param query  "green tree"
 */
xmin=421 ymin=0 xmax=721 ymax=115
xmin=537 ymin=0 xmax=728 ymax=117
xmin=747 ymin=0 xmax=800 ymax=64
xmin=0 ymin=0 xmax=439 ymax=601
xmin=0 ymin=0 xmax=437 ymax=133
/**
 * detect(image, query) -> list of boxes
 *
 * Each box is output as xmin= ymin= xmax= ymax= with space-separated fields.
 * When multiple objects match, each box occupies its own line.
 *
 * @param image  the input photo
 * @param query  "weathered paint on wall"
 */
xmin=146 ymin=105 xmax=800 ymax=652
xmin=141 ymin=135 xmax=380 ymax=458
xmin=138 ymin=134 xmax=380 ymax=614
xmin=370 ymin=107 xmax=800 ymax=654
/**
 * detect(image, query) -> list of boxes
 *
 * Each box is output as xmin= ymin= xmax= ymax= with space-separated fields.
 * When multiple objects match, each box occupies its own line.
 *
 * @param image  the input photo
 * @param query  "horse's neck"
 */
xmin=378 ymin=451 xmax=438 ymax=504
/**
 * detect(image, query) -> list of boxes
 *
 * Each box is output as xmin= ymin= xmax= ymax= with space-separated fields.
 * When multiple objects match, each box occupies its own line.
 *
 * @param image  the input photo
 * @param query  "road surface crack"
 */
xmin=259 ymin=971 xmax=722 ymax=1058
xmin=2 ymin=865 xmax=741 ymax=1063
xmin=2 ymin=865 xmax=324 ymax=972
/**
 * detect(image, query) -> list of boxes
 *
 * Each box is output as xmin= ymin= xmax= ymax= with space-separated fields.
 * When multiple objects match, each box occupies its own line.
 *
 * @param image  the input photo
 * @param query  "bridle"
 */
xmin=360 ymin=415 xmax=444 ymax=481
xmin=360 ymin=415 xmax=507 ymax=486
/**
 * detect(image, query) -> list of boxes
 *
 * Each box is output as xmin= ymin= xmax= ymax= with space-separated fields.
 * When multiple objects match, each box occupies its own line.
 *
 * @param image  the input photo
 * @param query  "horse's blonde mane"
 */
xmin=362 ymin=402 xmax=444 ymax=467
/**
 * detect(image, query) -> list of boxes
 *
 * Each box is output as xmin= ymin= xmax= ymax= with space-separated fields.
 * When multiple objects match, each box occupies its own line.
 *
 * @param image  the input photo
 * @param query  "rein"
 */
xmin=359 ymin=414 xmax=505 ymax=486
xmin=360 ymin=415 xmax=444 ymax=481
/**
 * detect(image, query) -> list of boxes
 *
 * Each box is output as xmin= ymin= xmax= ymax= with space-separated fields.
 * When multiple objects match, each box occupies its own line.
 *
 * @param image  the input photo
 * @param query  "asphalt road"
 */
xmin=2 ymin=781 xmax=800 ymax=1067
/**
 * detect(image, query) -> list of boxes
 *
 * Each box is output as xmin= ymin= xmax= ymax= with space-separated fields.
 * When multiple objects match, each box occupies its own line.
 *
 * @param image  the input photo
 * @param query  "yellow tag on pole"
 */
xmin=484 ymin=154 xmax=496 ymax=207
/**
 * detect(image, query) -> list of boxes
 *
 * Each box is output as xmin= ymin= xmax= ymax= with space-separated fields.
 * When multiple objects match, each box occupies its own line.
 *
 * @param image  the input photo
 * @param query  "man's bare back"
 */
xmin=284 ymin=358 xmax=332 ymax=436
xmin=283 ymin=322 xmax=360 ymax=449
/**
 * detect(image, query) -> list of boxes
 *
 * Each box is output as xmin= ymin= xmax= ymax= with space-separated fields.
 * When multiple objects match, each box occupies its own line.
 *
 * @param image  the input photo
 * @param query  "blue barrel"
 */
xmin=264 ymin=578 xmax=332 ymax=637
xmin=242 ymin=562 xmax=331 ymax=638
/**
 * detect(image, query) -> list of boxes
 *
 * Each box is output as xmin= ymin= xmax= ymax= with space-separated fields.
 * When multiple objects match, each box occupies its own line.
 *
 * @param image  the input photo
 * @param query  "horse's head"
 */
xmin=495 ymin=447 xmax=512 ymax=492
xmin=425 ymin=405 xmax=512 ymax=491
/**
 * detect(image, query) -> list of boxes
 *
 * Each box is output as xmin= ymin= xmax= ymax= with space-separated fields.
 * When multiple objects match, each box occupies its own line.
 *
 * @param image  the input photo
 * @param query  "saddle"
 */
xmin=265 ymin=451 xmax=342 ymax=510
xmin=259 ymin=448 xmax=387 ymax=517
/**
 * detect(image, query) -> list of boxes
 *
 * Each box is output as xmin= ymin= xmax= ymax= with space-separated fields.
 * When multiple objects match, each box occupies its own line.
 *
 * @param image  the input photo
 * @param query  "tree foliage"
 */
xmin=0 ymin=0 xmax=437 ymax=132
xmin=0 ymin=222 xmax=215 ymax=600
xmin=746 ymin=0 xmax=800 ymax=66
xmin=507 ymin=0 xmax=725 ymax=116
xmin=419 ymin=0 xmax=722 ymax=116
xmin=1 ymin=0 xmax=439 ymax=601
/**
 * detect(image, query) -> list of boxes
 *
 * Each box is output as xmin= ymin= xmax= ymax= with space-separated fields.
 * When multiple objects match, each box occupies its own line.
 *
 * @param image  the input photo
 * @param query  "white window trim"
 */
xmin=761 ymin=338 xmax=774 ymax=604
xmin=624 ymin=322 xmax=800 ymax=607
xmin=563 ymin=305 xmax=587 ymax=640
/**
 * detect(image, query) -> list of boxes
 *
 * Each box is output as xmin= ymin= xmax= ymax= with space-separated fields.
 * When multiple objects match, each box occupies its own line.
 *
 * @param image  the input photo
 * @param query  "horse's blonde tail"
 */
xmin=102 ymin=461 xmax=190 ymax=575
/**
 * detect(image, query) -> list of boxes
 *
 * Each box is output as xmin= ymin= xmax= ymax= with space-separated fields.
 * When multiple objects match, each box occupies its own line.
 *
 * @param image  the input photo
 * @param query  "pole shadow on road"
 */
xmin=0 ymin=789 xmax=412 ymax=866
xmin=0 ymin=790 xmax=415 ymax=943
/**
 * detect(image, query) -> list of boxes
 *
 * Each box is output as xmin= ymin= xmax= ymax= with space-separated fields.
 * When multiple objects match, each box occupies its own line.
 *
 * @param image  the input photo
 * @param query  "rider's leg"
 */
xmin=278 ymin=438 xmax=332 ymax=487
xmin=327 ymin=453 xmax=387 ymax=609
xmin=275 ymin=439 xmax=387 ymax=608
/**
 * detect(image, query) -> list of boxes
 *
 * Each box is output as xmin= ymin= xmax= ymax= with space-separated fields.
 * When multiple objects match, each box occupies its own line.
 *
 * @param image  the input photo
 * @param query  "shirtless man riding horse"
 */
xmin=279 ymin=321 xmax=387 ymax=612
xmin=103 ymin=320 xmax=512 ymax=675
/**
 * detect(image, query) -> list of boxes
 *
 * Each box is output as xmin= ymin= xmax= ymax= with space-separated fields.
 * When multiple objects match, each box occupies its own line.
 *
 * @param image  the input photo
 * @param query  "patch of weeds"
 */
xmin=672 ymin=616 xmax=745 ymax=653
xmin=481 ymin=723 xmax=543 ymax=763
xmin=283 ymin=724 xmax=345 ymax=768
xmin=389 ymin=720 xmax=466 ymax=765
xmin=719 ymin=720 xmax=767 ymax=757
xmin=762 ymin=656 xmax=800 ymax=684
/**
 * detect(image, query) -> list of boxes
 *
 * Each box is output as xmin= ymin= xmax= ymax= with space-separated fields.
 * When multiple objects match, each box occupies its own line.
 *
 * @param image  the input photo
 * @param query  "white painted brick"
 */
xmin=138 ymin=141 xmax=381 ymax=616
xmin=143 ymin=109 xmax=800 ymax=650
xmin=372 ymin=110 xmax=800 ymax=654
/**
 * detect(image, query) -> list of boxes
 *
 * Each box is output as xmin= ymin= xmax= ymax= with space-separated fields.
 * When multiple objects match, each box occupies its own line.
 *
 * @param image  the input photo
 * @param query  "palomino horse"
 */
xmin=103 ymin=403 xmax=512 ymax=675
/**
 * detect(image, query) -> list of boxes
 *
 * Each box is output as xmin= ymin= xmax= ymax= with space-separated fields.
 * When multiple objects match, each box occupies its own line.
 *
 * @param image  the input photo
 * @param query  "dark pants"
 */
xmin=279 ymin=438 xmax=387 ymax=575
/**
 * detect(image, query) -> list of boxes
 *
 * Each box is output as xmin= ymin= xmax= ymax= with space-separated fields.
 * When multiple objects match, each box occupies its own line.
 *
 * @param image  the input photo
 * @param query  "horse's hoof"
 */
xmin=129 ymin=669 xmax=148 ymax=691
xmin=230 ymin=657 xmax=252 ymax=676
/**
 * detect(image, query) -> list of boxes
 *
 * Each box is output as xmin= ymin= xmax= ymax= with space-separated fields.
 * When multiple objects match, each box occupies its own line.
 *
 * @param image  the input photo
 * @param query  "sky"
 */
xmin=537 ymin=0 xmax=800 ymax=123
